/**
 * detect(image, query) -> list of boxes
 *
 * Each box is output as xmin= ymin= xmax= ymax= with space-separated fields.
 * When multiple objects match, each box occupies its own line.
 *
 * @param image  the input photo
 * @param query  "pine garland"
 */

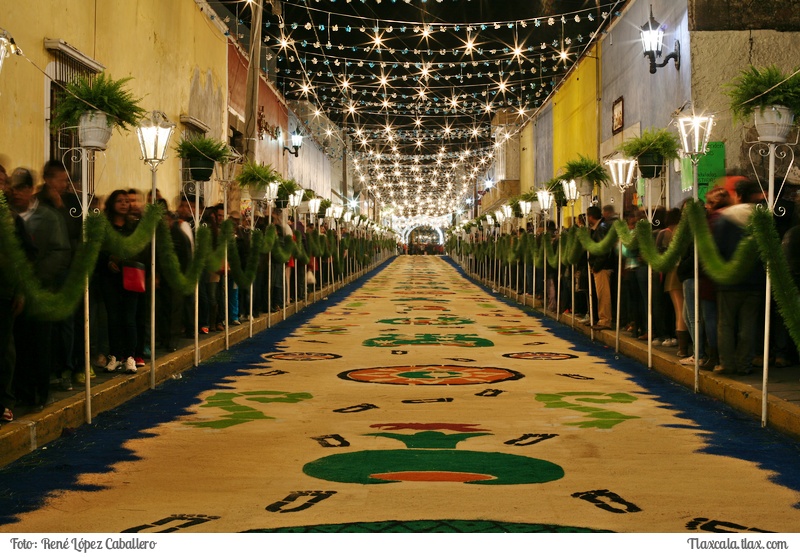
xmin=751 ymin=208 xmax=800 ymax=349
xmin=155 ymin=221 xmax=212 ymax=296
xmin=685 ymin=200 xmax=758 ymax=285
xmin=101 ymin=204 xmax=164 ymax=258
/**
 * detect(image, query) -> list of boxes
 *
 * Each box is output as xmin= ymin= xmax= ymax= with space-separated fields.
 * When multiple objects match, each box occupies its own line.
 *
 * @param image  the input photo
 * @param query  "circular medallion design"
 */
xmin=502 ymin=352 xmax=577 ymax=360
xmin=265 ymin=352 xmax=342 ymax=361
xmin=339 ymin=364 xmax=522 ymax=385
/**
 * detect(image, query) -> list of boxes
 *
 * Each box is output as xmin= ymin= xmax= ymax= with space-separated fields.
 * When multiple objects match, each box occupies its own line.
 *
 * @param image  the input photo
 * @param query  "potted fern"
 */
xmin=277 ymin=178 xmax=301 ymax=208
xmin=175 ymin=136 xmax=231 ymax=181
xmin=236 ymin=160 xmax=280 ymax=201
xmin=50 ymin=73 xmax=146 ymax=151
xmin=619 ymin=127 xmax=681 ymax=179
xmin=561 ymin=154 xmax=610 ymax=196
xmin=725 ymin=64 xmax=800 ymax=142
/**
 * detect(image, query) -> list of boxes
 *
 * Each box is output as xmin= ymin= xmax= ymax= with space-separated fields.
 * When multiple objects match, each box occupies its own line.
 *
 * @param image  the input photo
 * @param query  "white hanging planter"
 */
xmin=577 ymin=178 xmax=593 ymax=196
xmin=78 ymin=110 xmax=113 ymax=150
xmin=754 ymin=105 xmax=795 ymax=143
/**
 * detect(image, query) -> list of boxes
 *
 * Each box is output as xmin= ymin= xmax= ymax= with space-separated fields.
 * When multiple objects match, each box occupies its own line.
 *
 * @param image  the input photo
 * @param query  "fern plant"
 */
xmin=175 ymin=136 xmax=231 ymax=162
xmin=726 ymin=64 xmax=800 ymax=122
xmin=236 ymin=160 xmax=280 ymax=193
xmin=619 ymin=127 xmax=681 ymax=160
xmin=50 ymin=73 xmax=146 ymax=131
xmin=562 ymin=154 xmax=610 ymax=186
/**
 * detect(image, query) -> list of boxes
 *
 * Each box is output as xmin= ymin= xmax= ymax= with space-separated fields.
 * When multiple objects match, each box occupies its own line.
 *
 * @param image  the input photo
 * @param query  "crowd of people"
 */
xmin=0 ymin=161 xmax=337 ymax=424
xmin=493 ymin=177 xmax=800 ymax=376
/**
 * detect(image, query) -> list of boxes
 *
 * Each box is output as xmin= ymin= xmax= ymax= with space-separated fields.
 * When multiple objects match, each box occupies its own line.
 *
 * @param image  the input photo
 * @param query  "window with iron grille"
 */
xmin=45 ymin=40 xmax=103 ymax=199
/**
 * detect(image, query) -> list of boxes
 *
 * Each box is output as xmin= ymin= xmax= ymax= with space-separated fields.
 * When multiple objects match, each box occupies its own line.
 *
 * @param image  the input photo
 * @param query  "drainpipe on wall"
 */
xmin=244 ymin=1 xmax=263 ymax=162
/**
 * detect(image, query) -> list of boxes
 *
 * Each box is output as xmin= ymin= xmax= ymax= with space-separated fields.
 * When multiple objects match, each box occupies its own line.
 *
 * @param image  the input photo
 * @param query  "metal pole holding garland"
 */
xmin=81 ymin=151 xmax=92 ymax=422
xmin=676 ymin=109 xmax=714 ymax=393
xmin=61 ymin=145 xmax=102 ymax=423
xmin=561 ymin=180 xmax=580 ymax=329
xmin=249 ymin=198 xmax=255 ymax=338
xmin=223 ymin=191 xmax=230 ymax=350
xmin=605 ymin=157 xmax=638 ymax=353
xmin=748 ymin=133 xmax=797 ymax=427
xmin=308 ymin=198 xmax=321 ymax=305
xmin=136 ymin=111 xmax=175 ymax=390
xmin=643 ymin=176 xmax=661 ymax=370
xmin=555 ymin=206 xmax=563 ymax=321
xmin=179 ymin=176 xmax=203 ymax=367
xmin=581 ymin=193 xmax=595 ymax=341
xmin=193 ymin=183 xmax=200 ymax=366
xmin=537 ymin=188 xmax=554 ymax=318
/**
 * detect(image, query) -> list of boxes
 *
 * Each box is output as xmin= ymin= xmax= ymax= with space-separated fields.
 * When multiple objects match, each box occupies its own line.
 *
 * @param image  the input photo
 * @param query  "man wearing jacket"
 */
xmin=712 ymin=179 xmax=765 ymax=376
xmin=587 ymin=206 xmax=614 ymax=330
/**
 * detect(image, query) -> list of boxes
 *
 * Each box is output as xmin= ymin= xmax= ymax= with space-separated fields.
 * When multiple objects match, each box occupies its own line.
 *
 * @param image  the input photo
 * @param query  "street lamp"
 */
xmin=286 ymin=190 xmax=303 ymax=312
xmin=284 ymin=127 xmax=304 ymax=157
xmin=605 ymin=158 xmax=638 ymax=193
xmin=562 ymin=179 xmax=581 ymax=327
xmin=676 ymin=105 xmax=714 ymax=393
xmin=604 ymin=156 xmax=637 ymax=348
xmin=308 ymin=197 xmax=322 ymax=224
xmin=264 ymin=180 xmax=278 ymax=328
xmin=0 ymin=29 xmax=21 ymax=78
xmin=136 ymin=110 xmax=175 ymax=389
xmin=536 ymin=188 xmax=553 ymax=216
xmin=640 ymin=5 xmax=680 ymax=74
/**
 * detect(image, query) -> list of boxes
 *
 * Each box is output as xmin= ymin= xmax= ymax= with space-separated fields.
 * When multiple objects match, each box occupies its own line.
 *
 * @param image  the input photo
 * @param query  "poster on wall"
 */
xmin=680 ymin=142 xmax=725 ymax=199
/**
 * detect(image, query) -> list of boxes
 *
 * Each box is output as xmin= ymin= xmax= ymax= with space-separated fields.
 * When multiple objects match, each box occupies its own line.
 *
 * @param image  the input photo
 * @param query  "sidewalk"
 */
xmin=0 ymin=274 xmax=363 ymax=469
xmin=476 ymin=274 xmax=800 ymax=443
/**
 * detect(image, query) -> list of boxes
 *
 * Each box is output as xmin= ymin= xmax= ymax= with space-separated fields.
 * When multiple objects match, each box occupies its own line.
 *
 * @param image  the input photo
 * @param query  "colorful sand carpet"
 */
xmin=1 ymin=256 xmax=800 ymax=533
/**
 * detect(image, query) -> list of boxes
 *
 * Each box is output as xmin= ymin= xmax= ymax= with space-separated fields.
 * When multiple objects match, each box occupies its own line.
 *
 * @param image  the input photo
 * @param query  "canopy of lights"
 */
xmin=213 ymin=0 xmax=629 ymax=222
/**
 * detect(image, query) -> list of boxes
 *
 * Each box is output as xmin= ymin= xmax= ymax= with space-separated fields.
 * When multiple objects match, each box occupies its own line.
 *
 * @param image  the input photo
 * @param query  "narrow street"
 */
xmin=1 ymin=256 xmax=799 ymax=534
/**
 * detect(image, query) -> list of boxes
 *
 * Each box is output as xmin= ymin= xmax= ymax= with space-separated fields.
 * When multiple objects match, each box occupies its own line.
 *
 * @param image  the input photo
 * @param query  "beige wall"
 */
xmin=0 ymin=0 xmax=228 ymax=206
xmin=691 ymin=29 xmax=800 ymax=174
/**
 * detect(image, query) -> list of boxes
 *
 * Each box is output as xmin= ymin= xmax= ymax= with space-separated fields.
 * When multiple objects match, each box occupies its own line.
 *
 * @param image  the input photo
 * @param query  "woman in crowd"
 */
xmin=96 ymin=189 xmax=144 ymax=374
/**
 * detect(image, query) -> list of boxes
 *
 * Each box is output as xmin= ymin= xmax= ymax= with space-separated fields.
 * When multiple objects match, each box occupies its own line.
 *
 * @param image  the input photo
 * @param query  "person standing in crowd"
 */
xmin=620 ymin=211 xmax=644 ymax=338
xmin=695 ymin=186 xmax=731 ymax=370
xmin=126 ymin=188 xmax=147 ymax=367
xmin=0 ymin=165 xmax=36 ymax=422
xmin=176 ymin=197 xmax=202 ymax=338
xmin=97 ymin=189 xmax=144 ymax=374
xmin=657 ymin=207 xmax=687 ymax=354
xmin=636 ymin=207 xmax=668 ymax=344
xmin=201 ymin=205 xmax=221 ymax=333
xmin=7 ymin=168 xmax=71 ymax=410
xmin=586 ymin=206 xmax=614 ymax=330
xmin=712 ymin=179 xmax=766 ymax=376
xmin=36 ymin=161 xmax=81 ymax=389
xmin=226 ymin=210 xmax=242 ymax=326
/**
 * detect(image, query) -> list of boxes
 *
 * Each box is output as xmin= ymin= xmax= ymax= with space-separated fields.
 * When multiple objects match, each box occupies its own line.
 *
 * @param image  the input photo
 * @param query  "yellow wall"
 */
xmin=551 ymin=44 xmax=600 ymax=176
xmin=519 ymin=121 xmax=535 ymax=194
xmin=0 ymin=1 xmax=228 ymax=204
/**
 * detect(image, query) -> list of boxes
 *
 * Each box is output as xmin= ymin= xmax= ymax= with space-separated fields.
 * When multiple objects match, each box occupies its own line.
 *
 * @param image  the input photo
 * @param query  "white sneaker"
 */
xmin=124 ymin=357 xmax=137 ymax=374
xmin=662 ymin=338 xmax=678 ymax=347
xmin=679 ymin=356 xmax=695 ymax=366
xmin=105 ymin=355 xmax=119 ymax=372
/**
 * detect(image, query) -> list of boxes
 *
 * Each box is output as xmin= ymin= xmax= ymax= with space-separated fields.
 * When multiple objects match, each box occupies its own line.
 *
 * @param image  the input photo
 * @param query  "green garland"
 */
xmin=100 ymin=204 xmax=164 ymax=258
xmin=685 ymin=201 xmax=758 ymax=285
xmin=751 ymin=209 xmax=800 ymax=349
xmin=448 ymin=199 xmax=800 ymax=342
